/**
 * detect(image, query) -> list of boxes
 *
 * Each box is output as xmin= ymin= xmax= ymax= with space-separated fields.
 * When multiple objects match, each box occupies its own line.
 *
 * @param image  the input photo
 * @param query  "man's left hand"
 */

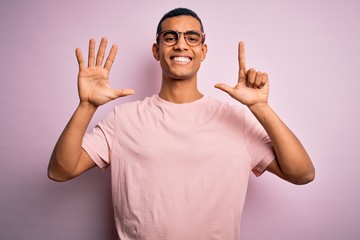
xmin=215 ymin=41 xmax=269 ymax=107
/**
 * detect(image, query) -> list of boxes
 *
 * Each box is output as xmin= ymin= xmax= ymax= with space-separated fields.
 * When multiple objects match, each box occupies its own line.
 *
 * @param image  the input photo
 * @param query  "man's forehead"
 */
xmin=161 ymin=16 xmax=202 ymax=31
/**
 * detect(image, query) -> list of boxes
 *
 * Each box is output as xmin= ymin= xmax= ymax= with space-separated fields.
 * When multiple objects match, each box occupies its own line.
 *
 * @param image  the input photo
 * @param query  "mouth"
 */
xmin=170 ymin=56 xmax=192 ymax=64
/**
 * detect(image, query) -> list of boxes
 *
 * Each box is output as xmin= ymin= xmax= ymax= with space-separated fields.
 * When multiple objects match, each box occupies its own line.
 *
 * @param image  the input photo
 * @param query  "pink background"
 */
xmin=1 ymin=0 xmax=359 ymax=239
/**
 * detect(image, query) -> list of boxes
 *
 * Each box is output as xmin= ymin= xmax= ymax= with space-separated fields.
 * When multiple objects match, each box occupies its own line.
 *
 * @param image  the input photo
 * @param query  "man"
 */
xmin=48 ymin=8 xmax=315 ymax=239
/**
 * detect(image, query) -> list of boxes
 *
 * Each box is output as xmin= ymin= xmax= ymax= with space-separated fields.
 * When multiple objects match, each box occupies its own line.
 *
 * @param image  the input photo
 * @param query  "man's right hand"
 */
xmin=48 ymin=37 xmax=135 ymax=182
xmin=76 ymin=37 xmax=135 ymax=108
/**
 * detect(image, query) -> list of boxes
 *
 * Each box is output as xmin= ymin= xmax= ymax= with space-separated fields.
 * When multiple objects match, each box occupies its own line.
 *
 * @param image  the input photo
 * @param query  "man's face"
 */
xmin=152 ymin=16 xmax=208 ymax=81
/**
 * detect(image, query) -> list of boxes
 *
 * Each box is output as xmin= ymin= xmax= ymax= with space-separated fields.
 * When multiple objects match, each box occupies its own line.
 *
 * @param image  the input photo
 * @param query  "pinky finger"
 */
xmin=75 ymin=48 xmax=85 ymax=71
xmin=260 ymin=73 xmax=268 ymax=88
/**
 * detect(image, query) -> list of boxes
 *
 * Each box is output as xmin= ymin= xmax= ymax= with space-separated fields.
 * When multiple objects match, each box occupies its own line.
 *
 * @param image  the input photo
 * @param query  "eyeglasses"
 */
xmin=156 ymin=30 xmax=206 ymax=47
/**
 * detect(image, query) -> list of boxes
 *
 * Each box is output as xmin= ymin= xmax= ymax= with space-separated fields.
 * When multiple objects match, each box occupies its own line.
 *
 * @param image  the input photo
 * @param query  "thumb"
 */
xmin=110 ymin=88 xmax=136 ymax=100
xmin=214 ymin=83 xmax=234 ymax=96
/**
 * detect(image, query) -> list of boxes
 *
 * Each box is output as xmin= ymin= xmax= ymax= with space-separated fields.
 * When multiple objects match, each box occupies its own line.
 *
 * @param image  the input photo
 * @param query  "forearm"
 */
xmin=249 ymin=103 xmax=315 ymax=183
xmin=48 ymin=102 xmax=97 ymax=180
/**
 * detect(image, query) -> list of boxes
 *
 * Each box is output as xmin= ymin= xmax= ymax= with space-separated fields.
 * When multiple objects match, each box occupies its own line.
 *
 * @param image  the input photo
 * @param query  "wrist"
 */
xmin=248 ymin=102 xmax=275 ymax=124
xmin=248 ymin=102 xmax=270 ymax=112
xmin=78 ymin=101 xmax=98 ymax=113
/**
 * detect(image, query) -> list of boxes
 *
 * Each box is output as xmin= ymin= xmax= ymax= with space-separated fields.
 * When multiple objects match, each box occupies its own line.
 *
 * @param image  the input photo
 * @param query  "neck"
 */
xmin=159 ymin=76 xmax=203 ymax=104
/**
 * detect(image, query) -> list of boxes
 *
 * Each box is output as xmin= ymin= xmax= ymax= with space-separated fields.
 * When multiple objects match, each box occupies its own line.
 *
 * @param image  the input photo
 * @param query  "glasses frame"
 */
xmin=156 ymin=30 xmax=206 ymax=47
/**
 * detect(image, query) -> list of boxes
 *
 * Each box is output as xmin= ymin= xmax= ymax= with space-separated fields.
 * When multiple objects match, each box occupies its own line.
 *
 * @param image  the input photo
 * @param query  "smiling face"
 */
xmin=152 ymin=16 xmax=208 ymax=82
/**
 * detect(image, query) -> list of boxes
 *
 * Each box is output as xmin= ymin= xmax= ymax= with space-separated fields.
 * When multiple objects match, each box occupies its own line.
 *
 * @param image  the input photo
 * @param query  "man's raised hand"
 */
xmin=215 ymin=41 xmax=269 ymax=107
xmin=76 ymin=37 xmax=135 ymax=107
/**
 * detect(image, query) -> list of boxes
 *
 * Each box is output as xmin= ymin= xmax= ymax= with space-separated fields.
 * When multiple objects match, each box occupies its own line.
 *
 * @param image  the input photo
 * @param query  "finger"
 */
xmin=110 ymin=88 xmax=136 ymax=99
xmin=260 ymin=72 xmax=268 ymax=88
xmin=246 ymin=68 xmax=256 ymax=88
xmin=75 ymin=48 xmax=85 ymax=71
xmin=96 ymin=37 xmax=108 ymax=67
xmin=238 ymin=41 xmax=247 ymax=80
xmin=88 ymin=38 xmax=95 ymax=67
xmin=214 ymin=83 xmax=235 ymax=97
xmin=254 ymin=71 xmax=263 ymax=88
xmin=104 ymin=44 xmax=118 ymax=71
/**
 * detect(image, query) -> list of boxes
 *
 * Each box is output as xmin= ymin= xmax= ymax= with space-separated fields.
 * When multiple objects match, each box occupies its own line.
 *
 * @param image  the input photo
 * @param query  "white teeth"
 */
xmin=173 ymin=57 xmax=191 ymax=63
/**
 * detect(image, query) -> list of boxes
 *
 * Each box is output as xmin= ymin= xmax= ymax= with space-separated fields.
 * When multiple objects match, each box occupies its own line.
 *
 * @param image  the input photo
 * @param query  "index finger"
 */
xmin=104 ymin=44 xmax=118 ymax=71
xmin=238 ymin=41 xmax=246 ymax=78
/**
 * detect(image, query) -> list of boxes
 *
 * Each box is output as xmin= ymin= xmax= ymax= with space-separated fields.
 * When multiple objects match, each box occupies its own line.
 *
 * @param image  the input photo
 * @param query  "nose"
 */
xmin=173 ymin=32 xmax=188 ymax=50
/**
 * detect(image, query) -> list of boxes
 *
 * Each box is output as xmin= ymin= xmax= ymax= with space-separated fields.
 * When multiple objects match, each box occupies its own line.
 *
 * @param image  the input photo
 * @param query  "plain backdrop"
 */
xmin=1 ymin=0 xmax=359 ymax=239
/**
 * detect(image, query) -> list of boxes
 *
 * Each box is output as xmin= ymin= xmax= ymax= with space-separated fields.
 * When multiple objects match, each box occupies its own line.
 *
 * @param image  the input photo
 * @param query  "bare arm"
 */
xmin=48 ymin=103 xmax=97 ymax=182
xmin=249 ymin=103 xmax=314 ymax=185
xmin=215 ymin=42 xmax=315 ymax=185
xmin=48 ymin=37 xmax=135 ymax=182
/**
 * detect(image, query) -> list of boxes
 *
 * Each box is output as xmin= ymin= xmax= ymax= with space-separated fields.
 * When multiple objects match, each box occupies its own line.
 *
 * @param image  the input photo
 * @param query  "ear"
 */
xmin=152 ymin=43 xmax=160 ymax=61
xmin=201 ymin=43 xmax=208 ymax=61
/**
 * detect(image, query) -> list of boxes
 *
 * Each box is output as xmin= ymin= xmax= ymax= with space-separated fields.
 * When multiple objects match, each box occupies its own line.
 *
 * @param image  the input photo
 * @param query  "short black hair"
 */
xmin=156 ymin=8 xmax=204 ymax=34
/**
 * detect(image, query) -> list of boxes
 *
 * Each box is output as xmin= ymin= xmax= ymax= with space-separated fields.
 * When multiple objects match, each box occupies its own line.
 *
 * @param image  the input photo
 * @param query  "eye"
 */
xmin=164 ymin=36 xmax=176 ymax=42
xmin=162 ymin=32 xmax=177 ymax=43
xmin=185 ymin=31 xmax=201 ymax=43
xmin=187 ymin=36 xmax=200 ymax=43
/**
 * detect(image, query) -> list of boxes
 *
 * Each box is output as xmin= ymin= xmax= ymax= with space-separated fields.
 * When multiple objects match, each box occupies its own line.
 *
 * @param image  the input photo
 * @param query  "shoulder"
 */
xmin=108 ymin=95 xmax=162 ymax=125
xmin=207 ymin=96 xmax=246 ymax=116
xmin=114 ymin=95 xmax=156 ymax=112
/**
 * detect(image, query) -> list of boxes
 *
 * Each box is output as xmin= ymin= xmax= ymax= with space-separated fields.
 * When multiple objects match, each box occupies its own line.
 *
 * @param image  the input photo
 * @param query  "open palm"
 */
xmin=76 ymin=37 xmax=134 ymax=107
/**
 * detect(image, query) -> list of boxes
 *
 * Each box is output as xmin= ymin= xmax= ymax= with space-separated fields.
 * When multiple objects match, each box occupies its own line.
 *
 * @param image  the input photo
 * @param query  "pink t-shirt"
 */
xmin=82 ymin=95 xmax=275 ymax=240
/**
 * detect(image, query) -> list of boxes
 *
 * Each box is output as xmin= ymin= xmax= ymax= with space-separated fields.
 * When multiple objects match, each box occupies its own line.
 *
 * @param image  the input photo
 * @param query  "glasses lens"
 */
xmin=184 ymin=31 xmax=202 ymax=46
xmin=160 ymin=31 xmax=178 ymax=46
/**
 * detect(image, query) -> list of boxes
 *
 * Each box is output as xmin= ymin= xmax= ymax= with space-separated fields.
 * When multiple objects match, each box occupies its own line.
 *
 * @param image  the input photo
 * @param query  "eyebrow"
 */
xmin=161 ymin=30 xmax=203 ymax=33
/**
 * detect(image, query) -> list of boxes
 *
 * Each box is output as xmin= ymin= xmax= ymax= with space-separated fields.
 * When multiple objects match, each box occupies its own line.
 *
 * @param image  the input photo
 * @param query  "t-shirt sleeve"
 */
xmin=242 ymin=108 xmax=276 ymax=177
xmin=82 ymin=109 xmax=117 ymax=170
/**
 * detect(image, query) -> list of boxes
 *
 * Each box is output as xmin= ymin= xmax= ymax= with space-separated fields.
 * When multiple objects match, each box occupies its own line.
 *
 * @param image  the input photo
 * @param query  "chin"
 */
xmin=169 ymin=74 xmax=196 ymax=81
